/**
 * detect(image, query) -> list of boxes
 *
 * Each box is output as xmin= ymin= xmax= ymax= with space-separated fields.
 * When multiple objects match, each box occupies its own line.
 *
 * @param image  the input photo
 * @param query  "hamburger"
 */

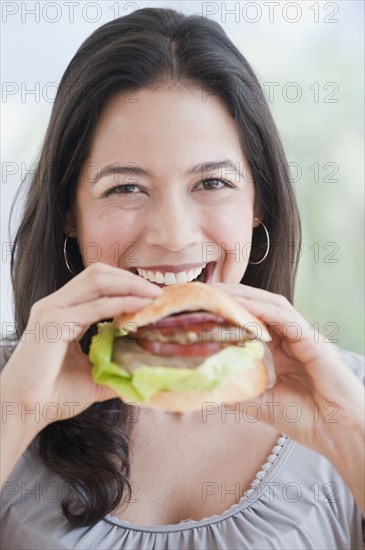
xmin=89 ymin=282 xmax=271 ymax=412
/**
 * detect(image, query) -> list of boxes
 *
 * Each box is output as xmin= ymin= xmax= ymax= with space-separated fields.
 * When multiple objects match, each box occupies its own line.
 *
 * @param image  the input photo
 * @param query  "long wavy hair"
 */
xmin=7 ymin=7 xmax=301 ymax=526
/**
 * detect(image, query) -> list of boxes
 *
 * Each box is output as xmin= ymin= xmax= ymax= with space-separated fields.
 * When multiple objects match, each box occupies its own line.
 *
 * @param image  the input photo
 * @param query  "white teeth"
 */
xmin=155 ymin=272 xmax=165 ymax=283
xmin=147 ymin=271 xmax=156 ymax=282
xmin=194 ymin=266 xmax=204 ymax=278
xmin=176 ymin=271 xmax=188 ymax=284
xmin=186 ymin=269 xmax=196 ymax=282
xmin=189 ymin=266 xmax=204 ymax=281
xmin=137 ymin=265 xmax=205 ymax=285
xmin=164 ymin=272 xmax=176 ymax=285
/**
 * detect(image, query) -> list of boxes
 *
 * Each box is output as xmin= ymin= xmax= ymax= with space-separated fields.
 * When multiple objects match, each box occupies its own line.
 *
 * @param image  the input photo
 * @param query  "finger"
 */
xmin=236 ymin=295 xmax=341 ymax=367
xmin=236 ymin=296 xmax=305 ymax=330
xmin=234 ymin=295 xmax=314 ymax=343
xmin=57 ymin=296 xmax=155 ymax=343
xmin=211 ymin=284 xmax=307 ymax=337
xmin=54 ymin=265 xmax=162 ymax=307
xmin=211 ymin=282 xmax=289 ymax=307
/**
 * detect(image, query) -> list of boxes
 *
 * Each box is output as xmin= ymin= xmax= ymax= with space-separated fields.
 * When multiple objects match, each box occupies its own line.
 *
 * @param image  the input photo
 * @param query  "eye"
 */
xmin=104 ymin=184 xmax=142 ymax=197
xmin=103 ymin=178 xmax=234 ymax=198
xmin=195 ymin=178 xmax=234 ymax=192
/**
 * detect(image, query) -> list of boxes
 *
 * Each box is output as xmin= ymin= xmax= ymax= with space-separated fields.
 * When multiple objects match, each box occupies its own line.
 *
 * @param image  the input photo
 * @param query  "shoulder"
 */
xmin=332 ymin=345 xmax=364 ymax=383
xmin=1 ymin=448 xmax=74 ymax=548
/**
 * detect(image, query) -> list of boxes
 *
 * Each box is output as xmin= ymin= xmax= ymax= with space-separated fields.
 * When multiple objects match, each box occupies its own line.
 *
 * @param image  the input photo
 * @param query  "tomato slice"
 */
xmin=137 ymin=339 xmax=226 ymax=357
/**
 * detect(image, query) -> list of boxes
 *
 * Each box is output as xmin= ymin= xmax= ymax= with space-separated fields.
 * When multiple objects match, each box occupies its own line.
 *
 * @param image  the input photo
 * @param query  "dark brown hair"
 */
xmin=8 ymin=7 xmax=301 ymax=526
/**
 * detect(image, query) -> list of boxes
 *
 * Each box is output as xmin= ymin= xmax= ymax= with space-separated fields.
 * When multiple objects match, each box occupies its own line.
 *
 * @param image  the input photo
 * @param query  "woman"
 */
xmin=1 ymin=7 xmax=364 ymax=549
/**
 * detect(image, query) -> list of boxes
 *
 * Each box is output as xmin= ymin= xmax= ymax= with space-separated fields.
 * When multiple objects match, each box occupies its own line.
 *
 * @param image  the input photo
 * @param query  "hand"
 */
xmin=211 ymin=283 xmax=364 ymax=456
xmin=1 ymin=262 xmax=163 ymax=429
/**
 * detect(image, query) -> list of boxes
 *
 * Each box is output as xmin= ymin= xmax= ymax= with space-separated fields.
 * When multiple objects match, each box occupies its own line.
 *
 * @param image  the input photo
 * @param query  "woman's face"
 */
xmin=70 ymin=84 xmax=260 ymax=285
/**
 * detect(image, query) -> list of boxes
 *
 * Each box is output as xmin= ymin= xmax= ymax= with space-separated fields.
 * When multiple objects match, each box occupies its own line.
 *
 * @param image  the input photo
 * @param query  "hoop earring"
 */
xmin=249 ymin=217 xmax=270 ymax=265
xmin=63 ymin=234 xmax=77 ymax=275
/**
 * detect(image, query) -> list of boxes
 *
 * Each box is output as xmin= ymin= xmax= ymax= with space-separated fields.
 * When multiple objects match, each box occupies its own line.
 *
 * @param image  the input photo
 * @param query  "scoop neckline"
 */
xmin=104 ymin=434 xmax=295 ymax=533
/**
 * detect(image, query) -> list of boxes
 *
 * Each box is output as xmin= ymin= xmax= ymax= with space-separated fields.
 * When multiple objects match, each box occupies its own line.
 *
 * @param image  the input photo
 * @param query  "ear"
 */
xmin=253 ymin=204 xmax=264 ymax=227
xmin=64 ymin=209 xmax=77 ymax=237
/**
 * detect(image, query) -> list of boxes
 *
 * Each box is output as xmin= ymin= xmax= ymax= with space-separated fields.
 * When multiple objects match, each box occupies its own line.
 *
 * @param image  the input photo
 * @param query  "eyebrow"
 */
xmin=89 ymin=159 xmax=245 ymax=185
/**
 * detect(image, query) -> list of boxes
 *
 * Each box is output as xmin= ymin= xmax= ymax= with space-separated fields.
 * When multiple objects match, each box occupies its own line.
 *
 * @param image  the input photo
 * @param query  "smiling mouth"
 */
xmin=130 ymin=262 xmax=217 ymax=287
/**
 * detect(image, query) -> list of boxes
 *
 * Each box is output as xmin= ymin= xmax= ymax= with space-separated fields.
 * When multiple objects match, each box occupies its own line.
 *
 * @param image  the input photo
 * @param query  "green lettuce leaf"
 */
xmin=89 ymin=322 xmax=264 ymax=403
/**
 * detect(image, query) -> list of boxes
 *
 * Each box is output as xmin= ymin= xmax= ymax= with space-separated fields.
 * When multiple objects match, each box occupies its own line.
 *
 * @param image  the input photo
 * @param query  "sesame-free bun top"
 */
xmin=115 ymin=281 xmax=271 ymax=342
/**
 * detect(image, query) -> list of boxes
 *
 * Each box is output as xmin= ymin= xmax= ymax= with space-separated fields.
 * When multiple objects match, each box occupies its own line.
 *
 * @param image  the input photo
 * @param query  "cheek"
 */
xmin=210 ymin=203 xmax=253 ymax=282
xmin=75 ymin=199 xmax=142 ymax=267
xmin=210 ymin=203 xmax=252 ymax=249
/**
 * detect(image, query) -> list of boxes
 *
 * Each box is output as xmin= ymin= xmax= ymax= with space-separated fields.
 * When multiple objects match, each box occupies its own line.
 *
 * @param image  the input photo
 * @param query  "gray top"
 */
xmin=1 ymin=344 xmax=364 ymax=550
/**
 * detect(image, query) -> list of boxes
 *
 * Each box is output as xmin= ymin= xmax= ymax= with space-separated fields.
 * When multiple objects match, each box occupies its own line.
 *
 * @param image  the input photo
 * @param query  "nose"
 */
xmin=144 ymin=195 xmax=201 ymax=252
